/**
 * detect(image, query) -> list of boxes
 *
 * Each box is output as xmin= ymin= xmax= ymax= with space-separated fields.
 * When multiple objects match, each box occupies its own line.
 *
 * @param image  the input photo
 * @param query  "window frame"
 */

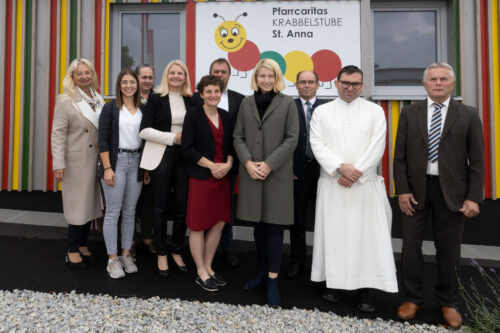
xmin=370 ymin=1 xmax=448 ymax=100
xmin=109 ymin=3 xmax=186 ymax=98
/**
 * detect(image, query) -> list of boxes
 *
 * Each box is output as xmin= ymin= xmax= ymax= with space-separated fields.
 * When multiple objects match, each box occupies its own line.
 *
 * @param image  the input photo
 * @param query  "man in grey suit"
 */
xmin=394 ymin=62 xmax=484 ymax=330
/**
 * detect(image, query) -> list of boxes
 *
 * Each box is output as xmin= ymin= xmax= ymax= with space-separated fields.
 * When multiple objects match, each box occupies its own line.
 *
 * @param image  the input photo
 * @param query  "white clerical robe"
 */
xmin=309 ymin=97 xmax=398 ymax=293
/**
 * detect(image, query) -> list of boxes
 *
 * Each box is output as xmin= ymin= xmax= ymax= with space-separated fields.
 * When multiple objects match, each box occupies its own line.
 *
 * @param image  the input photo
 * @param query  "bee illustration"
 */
xmin=213 ymin=12 xmax=342 ymax=88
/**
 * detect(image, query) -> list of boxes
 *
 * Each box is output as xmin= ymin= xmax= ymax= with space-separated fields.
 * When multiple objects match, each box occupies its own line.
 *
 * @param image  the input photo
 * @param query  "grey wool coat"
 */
xmin=51 ymin=92 xmax=103 ymax=225
xmin=233 ymin=92 xmax=299 ymax=225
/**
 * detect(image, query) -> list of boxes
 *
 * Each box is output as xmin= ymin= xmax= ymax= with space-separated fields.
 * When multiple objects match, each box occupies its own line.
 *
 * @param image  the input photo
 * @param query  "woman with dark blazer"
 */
xmin=182 ymin=75 xmax=234 ymax=292
xmin=98 ymin=68 xmax=148 ymax=279
xmin=139 ymin=60 xmax=192 ymax=277
xmin=233 ymin=58 xmax=299 ymax=307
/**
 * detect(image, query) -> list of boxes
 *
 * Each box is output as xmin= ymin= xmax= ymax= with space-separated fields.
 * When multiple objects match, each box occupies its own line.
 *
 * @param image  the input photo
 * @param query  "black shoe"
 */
xmin=357 ymin=289 xmax=375 ymax=313
xmin=172 ymin=254 xmax=189 ymax=274
xmin=196 ymin=276 xmax=219 ymax=292
xmin=286 ymin=263 xmax=302 ymax=278
xmin=266 ymin=276 xmax=281 ymax=307
xmin=65 ymin=254 xmax=87 ymax=270
xmin=80 ymin=253 xmax=96 ymax=264
xmin=243 ymin=269 xmax=267 ymax=291
xmin=222 ymin=250 xmax=240 ymax=267
xmin=211 ymin=273 xmax=228 ymax=287
xmin=156 ymin=256 xmax=170 ymax=277
xmin=322 ymin=288 xmax=339 ymax=303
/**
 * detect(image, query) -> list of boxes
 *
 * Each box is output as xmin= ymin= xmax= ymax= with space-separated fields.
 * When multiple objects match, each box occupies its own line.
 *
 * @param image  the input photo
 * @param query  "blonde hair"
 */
xmin=62 ymin=58 xmax=98 ymax=98
xmin=155 ymin=60 xmax=192 ymax=97
xmin=251 ymin=58 xmax=285 ymax=92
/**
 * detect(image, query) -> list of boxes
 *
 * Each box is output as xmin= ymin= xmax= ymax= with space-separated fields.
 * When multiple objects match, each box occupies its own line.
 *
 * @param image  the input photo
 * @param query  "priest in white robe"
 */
xmin=309 ymin=65 xmax=397 ymax=313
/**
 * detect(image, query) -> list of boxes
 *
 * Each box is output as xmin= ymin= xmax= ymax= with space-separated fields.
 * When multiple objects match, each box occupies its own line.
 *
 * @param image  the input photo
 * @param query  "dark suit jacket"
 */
xmin=191 ymin=89 xmax=245 ymax=126
xmin=182 ymin=105 xmax=234 ymax=180
xmin=98 ymin=100 xmax=143 ymax=180
xmin=293 ymin=97 xmax=327 ymax=180
xmin=393 ymin=98 xmax=484 ymax=212
xmin=140 ymin=93 xmax=191 ymax=133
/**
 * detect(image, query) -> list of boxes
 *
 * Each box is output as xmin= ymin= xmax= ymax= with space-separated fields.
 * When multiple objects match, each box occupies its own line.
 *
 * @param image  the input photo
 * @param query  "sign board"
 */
xmin=195 ymin=1 xmax=361 ymax=97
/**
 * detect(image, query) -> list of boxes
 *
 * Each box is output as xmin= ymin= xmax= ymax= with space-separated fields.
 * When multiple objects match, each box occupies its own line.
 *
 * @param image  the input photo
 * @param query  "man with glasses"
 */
xmin=287 ymin=71 xmax=327 ymax=279
xmin=309 ymin=65 xmax=398 ymax=313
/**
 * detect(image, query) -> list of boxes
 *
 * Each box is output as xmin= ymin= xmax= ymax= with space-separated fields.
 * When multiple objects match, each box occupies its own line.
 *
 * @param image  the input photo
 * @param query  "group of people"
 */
xmin=51 ymin=57 xmax=484 ymax=330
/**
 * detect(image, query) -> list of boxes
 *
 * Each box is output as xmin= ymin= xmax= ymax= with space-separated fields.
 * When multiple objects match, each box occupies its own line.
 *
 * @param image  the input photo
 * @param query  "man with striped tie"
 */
xmin=393 ymin=62 xmax=484 ymax=330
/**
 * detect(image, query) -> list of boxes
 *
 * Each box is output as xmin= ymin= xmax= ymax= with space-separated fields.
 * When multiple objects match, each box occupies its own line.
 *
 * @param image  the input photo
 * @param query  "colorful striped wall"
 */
xmin=1 ymin=0 xmax=499 ymax=198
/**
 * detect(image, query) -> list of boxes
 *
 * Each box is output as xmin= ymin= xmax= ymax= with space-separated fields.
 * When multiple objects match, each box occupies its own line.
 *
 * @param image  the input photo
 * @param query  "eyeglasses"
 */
xmin=297 ymin=80 xmax=317 ymax=86
xmin=338 ymin=80 xmax=362 ymax=89
xmin=121 ymin=80 xmax=137 ymax=86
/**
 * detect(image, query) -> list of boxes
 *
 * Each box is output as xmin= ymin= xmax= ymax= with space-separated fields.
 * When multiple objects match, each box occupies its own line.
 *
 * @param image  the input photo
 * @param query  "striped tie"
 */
xmin=428 ymin=103 xmax=444 ymax=162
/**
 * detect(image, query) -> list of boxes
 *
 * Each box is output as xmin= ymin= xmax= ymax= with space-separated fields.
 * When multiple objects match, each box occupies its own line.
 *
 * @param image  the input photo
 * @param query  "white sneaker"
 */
xmin=107 ymin=258 xmax=125 ymax=279
xmin=119 ymin=255 xmax=138 ymax=274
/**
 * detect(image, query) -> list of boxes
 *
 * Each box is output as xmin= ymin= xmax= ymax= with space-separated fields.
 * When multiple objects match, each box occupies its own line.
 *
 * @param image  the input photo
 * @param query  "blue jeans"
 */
xmin=101 ymin=152 xmax=143 ymax=255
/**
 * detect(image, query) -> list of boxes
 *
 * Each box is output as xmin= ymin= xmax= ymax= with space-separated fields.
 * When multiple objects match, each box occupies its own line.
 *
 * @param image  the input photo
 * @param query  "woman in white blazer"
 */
xmin=51 ymin=58 xmax=104 ymax=269
xmin=139 ymin=60 xmax=192 ymax=277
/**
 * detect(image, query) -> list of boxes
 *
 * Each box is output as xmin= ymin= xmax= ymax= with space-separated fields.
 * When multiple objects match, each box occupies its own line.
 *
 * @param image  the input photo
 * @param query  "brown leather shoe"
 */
xmin=442 ymin=307 xmax=462 ymax=330
xmin=397 ymin=301 xmax=420 ymax=320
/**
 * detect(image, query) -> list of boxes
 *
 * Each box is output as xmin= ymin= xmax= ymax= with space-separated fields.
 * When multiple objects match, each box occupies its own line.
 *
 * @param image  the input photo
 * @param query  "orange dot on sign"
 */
xmin=228 ymin=40 xmax=260 ymax=72
xmin=312 ymin=50 xmax=342 ymax=82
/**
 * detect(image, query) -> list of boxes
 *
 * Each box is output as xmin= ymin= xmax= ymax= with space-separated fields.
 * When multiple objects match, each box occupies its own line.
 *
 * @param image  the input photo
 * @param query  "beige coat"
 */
xmin=233 ymin=93 xmax=299 ymax=225
xmin=51 ymin=91 xmax=103 ymax=225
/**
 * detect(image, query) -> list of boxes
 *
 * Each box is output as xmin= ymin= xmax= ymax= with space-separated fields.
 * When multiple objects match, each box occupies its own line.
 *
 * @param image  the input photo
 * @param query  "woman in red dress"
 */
xmin=182 ymin=75 xmax=234 ymax=292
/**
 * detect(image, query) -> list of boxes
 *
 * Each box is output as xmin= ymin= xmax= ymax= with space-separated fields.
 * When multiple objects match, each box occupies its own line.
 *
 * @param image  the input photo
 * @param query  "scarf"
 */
xmin=77 ymin=87 xmax=104 ymax=113
xmin=254 ymin=90 xmax=276 ymax=120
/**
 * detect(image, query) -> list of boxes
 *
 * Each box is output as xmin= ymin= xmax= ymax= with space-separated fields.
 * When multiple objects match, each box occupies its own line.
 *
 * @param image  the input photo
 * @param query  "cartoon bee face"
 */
xmin=215 ymin=20 xmax=247 ymax=53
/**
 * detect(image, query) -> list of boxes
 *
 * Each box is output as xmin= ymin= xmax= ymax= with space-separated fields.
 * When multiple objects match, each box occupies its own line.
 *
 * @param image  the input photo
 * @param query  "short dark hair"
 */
xmin=135 ymin=64 xmax=154 ymax=77
xmin=115 ymin=68 xmax=140 ymax=109
xmin=209 ymin=58 xmax=231 ymax=75
xmin=337 ymin=65 xmax=363 ymax=81
xmin=196 ymin=75 xmax=224 ymax=94
xmin=296 ymin=70 xmax=319 ymax=83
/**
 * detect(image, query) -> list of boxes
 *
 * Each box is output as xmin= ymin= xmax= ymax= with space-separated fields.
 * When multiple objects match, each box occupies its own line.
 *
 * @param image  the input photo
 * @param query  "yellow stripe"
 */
xmin=104 ymin=0 xmax=112 ymax=96
xmin=492 ymin=0 xmax=500 ymax=197
xmin=12 ymin=0 xmax=24 ymax=190
xmin=391 ymin=100 xmax=400 ymax=195
xmin=59 ymin=0 xmax=68 ymax=93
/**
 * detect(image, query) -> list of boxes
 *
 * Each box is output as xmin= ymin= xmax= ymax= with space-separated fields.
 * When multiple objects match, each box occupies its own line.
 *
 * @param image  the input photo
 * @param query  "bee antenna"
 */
xmin=235 ymin=12 xmax=247 ymax=22
xmin=213 ymin=13 xmax=226 ymax=22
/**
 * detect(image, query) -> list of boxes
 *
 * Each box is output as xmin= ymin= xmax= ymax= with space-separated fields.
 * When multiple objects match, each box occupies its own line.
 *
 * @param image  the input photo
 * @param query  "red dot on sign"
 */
xmin=312 ymin=50 xmax=342 ymax=82
xmin=228 ymin=40 xmax=260 ymax=72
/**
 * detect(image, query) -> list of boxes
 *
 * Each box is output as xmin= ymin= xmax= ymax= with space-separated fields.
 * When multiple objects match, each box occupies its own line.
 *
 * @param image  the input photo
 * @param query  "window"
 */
xmin=371 ymin=2 xmax=447 ymax=99
xmin=110 ymin=3 xmax=186 ymax=97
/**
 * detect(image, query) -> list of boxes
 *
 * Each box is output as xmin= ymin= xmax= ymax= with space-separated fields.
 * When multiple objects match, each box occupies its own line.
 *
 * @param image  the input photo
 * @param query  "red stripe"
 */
xmin=95 ymin=0 xmax=102 ymax=90
xmin=186 ymin=0 xmax=196 ymax=92
xmin=2 ymin=0 xmax=13 ymax=190
xmin=47 ymin=0 xmax=58 ymax=191
xmin=380 ymin=100 xmax=389 ymax=194
xmin=480 ymin=0 xmax=491 ymax=198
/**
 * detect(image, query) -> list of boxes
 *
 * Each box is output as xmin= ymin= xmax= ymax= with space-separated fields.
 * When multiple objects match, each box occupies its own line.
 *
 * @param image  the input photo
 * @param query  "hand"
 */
xmin=459 ymin=200 xmax=479 ymax=218
xmin=245 ymin=160 xmax=265 ymax=180
xmin=338 ymin=163 xmax=363 ymax=182
xmin=54 ymin=169 xmax=66 ymax=182
xmin=175 ymin=132 xmax=182 ymax=145
xmin=104 ymin=168 xmax=116 ymax=187
xmin=293 ymin=174 xmax=298 ymax=180
xmin=337 ymin=175 xmax=354 ymax=188
xmin=144 ymin=171 xmax=150 ymax=185
xmin=208 ymin=162 xmax=222 ymax=178
xmin=212 ymin=162 xmax=232 ymax=179
xmin=256 ymin=161 xmax=272 ymax=179
xmin=398 ymin=193 xmax=418 ymax=216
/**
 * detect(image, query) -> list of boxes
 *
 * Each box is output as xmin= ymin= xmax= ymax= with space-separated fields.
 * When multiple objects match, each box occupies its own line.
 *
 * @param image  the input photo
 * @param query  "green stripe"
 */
xmin=115 ymin=0 xmax=123 ymax=3
xmin=403 ymin=100 xmax=411 ymax=107
xmin=22 ymin=0 xmax=33 ymax=190
xmin=70 ymin=0 xmax=78 ymax=61
xmin=453 ymin=0 xmax=461 ymax=96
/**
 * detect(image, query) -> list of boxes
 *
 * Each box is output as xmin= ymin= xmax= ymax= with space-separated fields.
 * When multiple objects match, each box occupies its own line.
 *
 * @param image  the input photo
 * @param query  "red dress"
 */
xmin=186 ymin=113 xmax=230 ymax=231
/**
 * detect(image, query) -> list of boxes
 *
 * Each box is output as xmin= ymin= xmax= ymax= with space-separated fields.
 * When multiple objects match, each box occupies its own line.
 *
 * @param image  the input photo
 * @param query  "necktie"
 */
xmin=428 ymin=103 xmax=444 ymax=162
xmin=305 ymin=101 xmax=314 ymax=158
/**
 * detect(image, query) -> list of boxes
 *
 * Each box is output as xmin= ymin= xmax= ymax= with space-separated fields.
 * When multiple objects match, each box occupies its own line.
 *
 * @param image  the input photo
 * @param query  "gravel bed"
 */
xmin=0 ymin=289 xmax=452 ymax=332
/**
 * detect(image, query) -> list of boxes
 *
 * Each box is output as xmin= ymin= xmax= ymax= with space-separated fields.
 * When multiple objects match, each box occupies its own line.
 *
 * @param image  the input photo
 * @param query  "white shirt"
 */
xmin=426 ymin=97 xmax=450 ymax=176
xmin=218 ymin=89 xmax=229 ymax=112
xmin=169 ymin=92 xmax=187 ymax=136
xmin=300 ymin=96 xmax=317 ymax=119
xmin=119 ymin=105 xmax=142 ymax=149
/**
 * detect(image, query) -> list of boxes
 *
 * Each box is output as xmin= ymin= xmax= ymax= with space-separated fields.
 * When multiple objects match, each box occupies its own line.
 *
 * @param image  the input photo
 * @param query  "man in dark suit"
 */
xmin=191 ymin=58 xmax=244 ymax=267
xmin=393 ymin=62 xmax=484 ymax=330
xmin=287 ymin=71 xmax=327 ymax=279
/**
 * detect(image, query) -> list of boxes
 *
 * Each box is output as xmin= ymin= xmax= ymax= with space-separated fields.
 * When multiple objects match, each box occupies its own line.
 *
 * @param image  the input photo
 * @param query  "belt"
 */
xmin=427 ymin=174 xmax=439 ymax=180
xmin=118 ymin=148 xmax=140 ymax=154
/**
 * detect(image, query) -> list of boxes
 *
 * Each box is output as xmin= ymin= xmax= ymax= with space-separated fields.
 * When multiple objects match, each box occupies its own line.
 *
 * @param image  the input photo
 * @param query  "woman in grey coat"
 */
xmin=233 ymin=58 xmax=299 ymax=307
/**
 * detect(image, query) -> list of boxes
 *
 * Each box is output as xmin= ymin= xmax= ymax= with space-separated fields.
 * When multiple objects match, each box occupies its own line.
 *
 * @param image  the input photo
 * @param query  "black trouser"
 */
xmin=219 ymin=172 xmax=237 ymax=250
xmin=150 ymin=146 xmax=188 ymax=256
xmin=290 ymin=159 xmax=319 ymax=267
xmin=401 ymin=176 xmax=465 ymax=308
xmin=136 ymin=183 xmax=154 ymax=240
xmin=67 ymin=221 xmax=91 ymax=253
xmin=254 ymin=222 xmax=285 ymax=273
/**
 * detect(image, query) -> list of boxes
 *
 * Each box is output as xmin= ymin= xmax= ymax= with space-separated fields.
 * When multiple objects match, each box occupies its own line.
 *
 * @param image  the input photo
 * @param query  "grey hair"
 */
xmin=423 ymin=62 xmax=456 ymax=82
